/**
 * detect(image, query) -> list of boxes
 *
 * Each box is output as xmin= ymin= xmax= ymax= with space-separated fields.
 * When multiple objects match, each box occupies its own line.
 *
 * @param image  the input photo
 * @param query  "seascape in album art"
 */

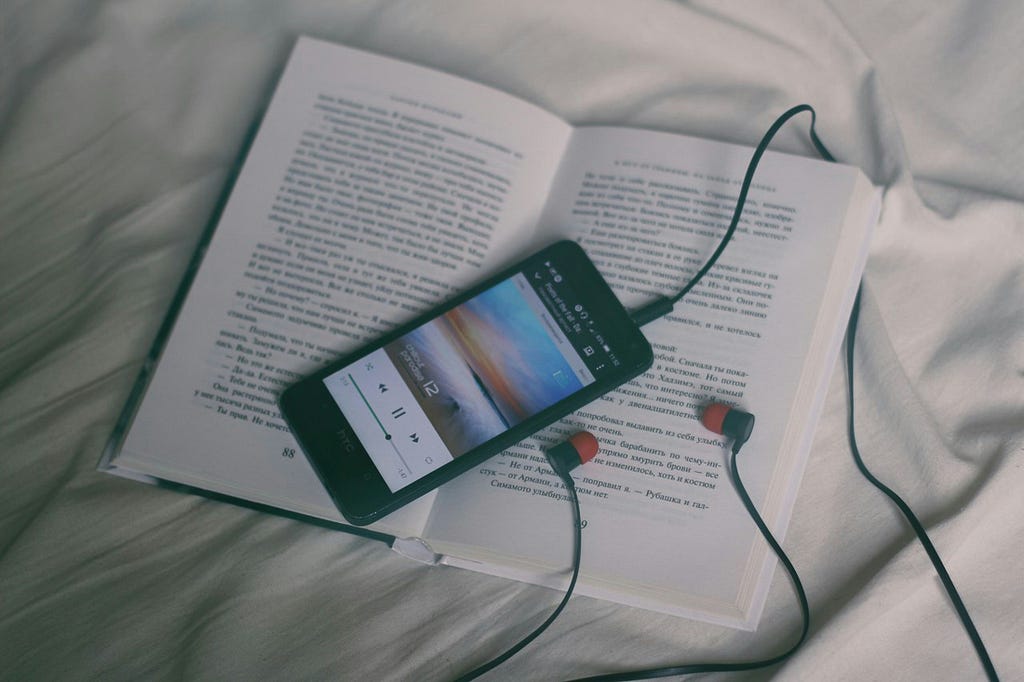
xmin=383 ymin=274 xmax=586 ymax=456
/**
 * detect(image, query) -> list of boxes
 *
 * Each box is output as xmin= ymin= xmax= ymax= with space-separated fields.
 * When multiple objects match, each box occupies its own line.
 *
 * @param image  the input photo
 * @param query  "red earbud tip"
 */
xmin=701 ymin=403 xmax=731 ymax=435
xmin=569 ymin=431 xmax=599 ymax=464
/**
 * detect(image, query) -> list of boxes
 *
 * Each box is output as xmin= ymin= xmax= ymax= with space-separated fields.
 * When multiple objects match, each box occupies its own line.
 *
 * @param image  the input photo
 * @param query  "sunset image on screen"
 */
xmin=383 ymin=277 xmax=584 ymax=457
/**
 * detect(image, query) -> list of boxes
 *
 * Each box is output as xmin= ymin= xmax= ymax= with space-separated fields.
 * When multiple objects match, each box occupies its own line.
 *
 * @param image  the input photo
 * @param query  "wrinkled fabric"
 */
xmin=1 ymin=1 xmax=1021 ymax=679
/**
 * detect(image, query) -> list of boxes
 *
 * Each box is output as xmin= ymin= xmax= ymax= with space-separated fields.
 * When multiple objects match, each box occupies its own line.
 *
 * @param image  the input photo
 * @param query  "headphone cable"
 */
xmin=844 ymin=288 xmax=998 ymax=681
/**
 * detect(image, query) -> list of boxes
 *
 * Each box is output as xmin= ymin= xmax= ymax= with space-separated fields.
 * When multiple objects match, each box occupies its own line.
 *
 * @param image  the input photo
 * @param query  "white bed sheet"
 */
xmin=1 ymin=1 xmax=1021 ymax=679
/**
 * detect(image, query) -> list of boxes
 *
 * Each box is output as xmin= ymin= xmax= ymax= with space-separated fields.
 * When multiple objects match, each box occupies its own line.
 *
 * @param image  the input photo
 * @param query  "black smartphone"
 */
xmin=280 ymin=240 xmax=652 ymax=525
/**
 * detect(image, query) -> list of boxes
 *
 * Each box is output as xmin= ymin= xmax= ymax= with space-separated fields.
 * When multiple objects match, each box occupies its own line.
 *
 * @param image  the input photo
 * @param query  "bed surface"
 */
xmin=2 ymin=1 xmax=1022 ymax=679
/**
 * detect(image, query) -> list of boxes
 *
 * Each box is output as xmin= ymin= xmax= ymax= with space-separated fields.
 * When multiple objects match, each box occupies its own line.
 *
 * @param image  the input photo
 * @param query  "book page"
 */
xmin=113 ymin=38 xmax=572 ymax=537
xmin=423 ymin=126 xmax=874 ymax=623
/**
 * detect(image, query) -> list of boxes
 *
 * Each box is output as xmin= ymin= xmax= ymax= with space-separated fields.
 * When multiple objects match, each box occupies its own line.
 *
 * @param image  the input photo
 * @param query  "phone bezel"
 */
xmin=280 ymin=240 xmax=653 ymax=525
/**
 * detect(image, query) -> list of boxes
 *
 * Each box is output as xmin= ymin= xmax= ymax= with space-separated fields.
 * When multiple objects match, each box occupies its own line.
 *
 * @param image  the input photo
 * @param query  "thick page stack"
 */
xmin=101 ymin=37 xmax=879 ymax=629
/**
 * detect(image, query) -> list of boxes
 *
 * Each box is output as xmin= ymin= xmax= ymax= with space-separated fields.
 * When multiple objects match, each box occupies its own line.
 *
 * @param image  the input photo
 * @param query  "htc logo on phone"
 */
xmin=335 ymin=427 xmax=358 ymax=454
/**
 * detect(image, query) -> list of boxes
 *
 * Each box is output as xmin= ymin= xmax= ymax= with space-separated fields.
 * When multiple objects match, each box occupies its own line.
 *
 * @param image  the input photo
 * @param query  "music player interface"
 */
xmin=323 ymin=264 xmax=621 ymax=492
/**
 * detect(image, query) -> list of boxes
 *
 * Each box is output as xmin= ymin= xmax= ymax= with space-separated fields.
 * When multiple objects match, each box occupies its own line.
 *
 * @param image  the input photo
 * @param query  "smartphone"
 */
xmin=280 ymin=240 xmax=652 ymax=525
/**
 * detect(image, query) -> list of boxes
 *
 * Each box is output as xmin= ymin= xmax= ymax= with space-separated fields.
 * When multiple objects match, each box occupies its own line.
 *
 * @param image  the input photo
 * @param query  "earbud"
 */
xmin=701 ymin=403 xmax=755 ymax=453
xmin=546 ymin=431 xmax=599 ymax=474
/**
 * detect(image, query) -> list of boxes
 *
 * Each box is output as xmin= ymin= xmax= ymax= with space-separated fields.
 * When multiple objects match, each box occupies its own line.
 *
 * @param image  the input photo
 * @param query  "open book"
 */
xmin=100 ymin=36 xmax=879 ymax=629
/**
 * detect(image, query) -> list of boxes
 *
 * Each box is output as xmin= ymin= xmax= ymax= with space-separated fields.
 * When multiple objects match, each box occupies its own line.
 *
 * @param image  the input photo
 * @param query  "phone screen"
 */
xmin=321 ymin=260 xmax=624 ymax=492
